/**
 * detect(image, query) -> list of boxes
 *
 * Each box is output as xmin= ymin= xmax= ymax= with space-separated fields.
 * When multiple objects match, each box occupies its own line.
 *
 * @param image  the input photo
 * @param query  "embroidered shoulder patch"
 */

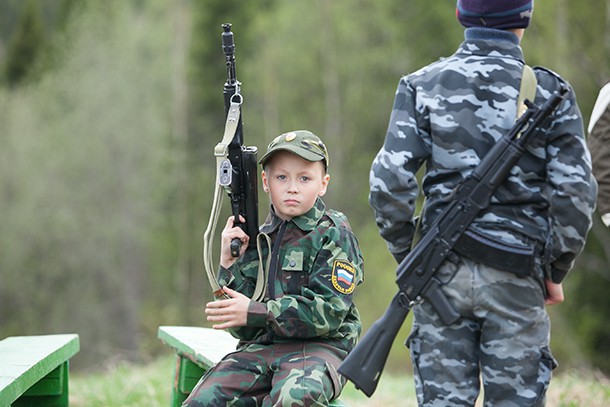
xmin=331 ymin=259 xmax=356 ymax=294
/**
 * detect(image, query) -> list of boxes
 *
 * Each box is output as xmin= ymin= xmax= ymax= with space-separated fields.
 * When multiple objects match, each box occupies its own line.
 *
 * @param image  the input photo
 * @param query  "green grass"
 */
xmin=70 ymin=356 xmax=175 ymax=407
xmin=342 ymin=370 xmax=610 ymax=407
xmin=70 ymin=356 xmax=610 ymax=406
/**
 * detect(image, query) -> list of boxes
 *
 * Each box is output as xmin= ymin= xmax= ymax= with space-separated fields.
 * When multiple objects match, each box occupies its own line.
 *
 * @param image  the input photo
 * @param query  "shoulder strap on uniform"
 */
xmin=203 ymin=99 xmax=269 ymax=301
xmin=202 ymin=100 xmax=242 ymax=300
xmin=326 ymin=209 xmax=348 ymax=228
xmin=517 ymin=64 xmax=537 ymax=119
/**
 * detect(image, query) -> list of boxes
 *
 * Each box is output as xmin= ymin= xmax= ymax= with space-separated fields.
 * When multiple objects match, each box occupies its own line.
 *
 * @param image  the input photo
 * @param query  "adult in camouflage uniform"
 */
xmin=369 ymin=1 xmax=597 ymax=406
xmin=588 ymin=82 xmax=610 ymax=226
xmin=184 ymin=130 xmax=363 ymax=407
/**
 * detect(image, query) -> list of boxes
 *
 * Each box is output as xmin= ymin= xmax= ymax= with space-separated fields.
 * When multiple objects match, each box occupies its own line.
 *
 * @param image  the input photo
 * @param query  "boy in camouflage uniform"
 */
xmin=369 ymin=1 xmax=597 ymax=406
xmin=184 ymin=130 xmax=363 ymax=406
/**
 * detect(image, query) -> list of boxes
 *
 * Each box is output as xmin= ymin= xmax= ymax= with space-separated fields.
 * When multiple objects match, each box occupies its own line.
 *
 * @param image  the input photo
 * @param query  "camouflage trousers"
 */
xmin=182 ymin=341 xmax=346 ymax=407
xmin=407 ymin=257 xmax=557 ymax=407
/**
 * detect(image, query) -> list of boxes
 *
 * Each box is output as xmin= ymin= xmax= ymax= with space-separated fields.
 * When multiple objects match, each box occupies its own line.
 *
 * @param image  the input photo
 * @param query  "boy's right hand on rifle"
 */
xmin=220 ymin=215 xmax=250 ymax=268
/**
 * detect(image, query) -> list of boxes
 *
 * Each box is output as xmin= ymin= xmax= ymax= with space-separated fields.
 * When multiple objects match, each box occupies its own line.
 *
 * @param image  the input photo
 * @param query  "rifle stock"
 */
xmin=338 ymin=293 xmax=410 ymax=397
xmin=338 ymin=231 xmax=460 ymax=396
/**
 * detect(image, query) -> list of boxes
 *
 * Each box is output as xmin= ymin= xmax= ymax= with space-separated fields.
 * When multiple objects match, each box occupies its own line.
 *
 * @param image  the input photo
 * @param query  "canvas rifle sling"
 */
xmin=518 ymin=64 xmax=537 ymax=119
xmin=203 ymin=97 xmax=268 ymax=301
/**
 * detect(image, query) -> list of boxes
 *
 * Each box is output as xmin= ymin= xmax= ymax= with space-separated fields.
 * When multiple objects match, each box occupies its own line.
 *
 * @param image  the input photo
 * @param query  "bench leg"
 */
xmin=12 ymin=362 xmax=69 ymax=407
xmin=170 ymin=355 xmax=207 ymax=407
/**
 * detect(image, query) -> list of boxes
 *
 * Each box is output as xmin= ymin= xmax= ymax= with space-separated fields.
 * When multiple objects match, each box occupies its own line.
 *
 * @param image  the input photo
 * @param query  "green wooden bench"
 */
xmin=0 ymin=333 xmax=80 ymax=407
xmin=158 ymin=326 xmax=349 ymax=407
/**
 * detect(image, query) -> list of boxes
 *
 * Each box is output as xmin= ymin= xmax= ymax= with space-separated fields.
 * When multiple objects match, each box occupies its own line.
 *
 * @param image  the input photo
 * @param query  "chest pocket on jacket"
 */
xmin=280 ymin=251 xmax=309 ymax=295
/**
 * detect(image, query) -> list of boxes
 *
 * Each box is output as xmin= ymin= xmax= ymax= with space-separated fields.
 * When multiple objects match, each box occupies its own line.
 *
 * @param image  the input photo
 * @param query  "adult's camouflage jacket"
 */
xmin=370 ymin=27 xmax=597 ymax=283
xmin=217 ymin=198 xmax=363 ymax=352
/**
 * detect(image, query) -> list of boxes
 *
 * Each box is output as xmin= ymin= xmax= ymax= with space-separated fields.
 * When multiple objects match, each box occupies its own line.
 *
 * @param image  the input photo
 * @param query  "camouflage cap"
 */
xmin=259 ymin=130 xmax=329 ymax=168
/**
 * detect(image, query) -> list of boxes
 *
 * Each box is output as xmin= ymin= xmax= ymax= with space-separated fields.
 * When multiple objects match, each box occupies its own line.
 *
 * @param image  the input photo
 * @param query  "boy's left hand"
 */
xmin=205 ymin=286 xmax=250 ymax=329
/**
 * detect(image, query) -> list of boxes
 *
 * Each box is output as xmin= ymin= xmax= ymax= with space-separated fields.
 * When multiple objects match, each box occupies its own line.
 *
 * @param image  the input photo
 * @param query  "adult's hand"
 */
xmin=544 ymin=279 xmax=564 ymax=306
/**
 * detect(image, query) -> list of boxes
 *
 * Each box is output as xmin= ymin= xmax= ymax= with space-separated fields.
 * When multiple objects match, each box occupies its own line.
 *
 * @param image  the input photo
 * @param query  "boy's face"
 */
xmin=261 ymin=150 xmax=330 ymax=221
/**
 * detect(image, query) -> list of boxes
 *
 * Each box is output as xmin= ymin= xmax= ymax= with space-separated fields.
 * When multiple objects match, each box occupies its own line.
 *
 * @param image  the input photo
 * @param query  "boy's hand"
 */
xmin=220 ymin=215 xmax=250 ymax=268
xmin=205 ymin=286 xmax=250 ymax=329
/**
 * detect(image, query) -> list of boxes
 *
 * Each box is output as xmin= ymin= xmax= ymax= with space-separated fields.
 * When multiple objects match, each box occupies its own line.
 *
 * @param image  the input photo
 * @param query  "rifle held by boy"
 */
xmin=219 ymin=23 xmax=259 ymax=257
xmin=338 ymin=84 xmax=569 ymax=397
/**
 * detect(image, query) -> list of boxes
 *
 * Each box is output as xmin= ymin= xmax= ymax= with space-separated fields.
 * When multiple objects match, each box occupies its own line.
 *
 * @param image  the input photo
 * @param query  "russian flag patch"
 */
xmin=331 ymin=259 xmax=356 ymax=294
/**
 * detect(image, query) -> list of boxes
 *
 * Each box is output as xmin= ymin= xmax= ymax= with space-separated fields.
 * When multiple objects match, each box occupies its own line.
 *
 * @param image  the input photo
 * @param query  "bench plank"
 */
xmin=0 ymin=334 xmax=79 ymax=406
xmin=158 ymin=326 xmax=348 ymax=407
xmin=158 ymin=326 xmax=238 ymax=370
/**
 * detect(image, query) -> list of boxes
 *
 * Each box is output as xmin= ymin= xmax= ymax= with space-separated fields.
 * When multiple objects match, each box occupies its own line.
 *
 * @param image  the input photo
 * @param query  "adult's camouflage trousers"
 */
xmin=407 ymin=258 xmax=555 ymax=407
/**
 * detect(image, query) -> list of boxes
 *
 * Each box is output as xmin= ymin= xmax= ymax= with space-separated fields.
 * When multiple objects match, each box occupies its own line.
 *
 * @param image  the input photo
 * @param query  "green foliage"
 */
xmin=240 ymin=0 xmax=418 ymax=223
xmin=0 ymin=0 xmax=175 ymax=367
xmin=523 ymin=0 xmax=610 ymax=122
xmin=2 ymin=0 xmax=45 ymax=85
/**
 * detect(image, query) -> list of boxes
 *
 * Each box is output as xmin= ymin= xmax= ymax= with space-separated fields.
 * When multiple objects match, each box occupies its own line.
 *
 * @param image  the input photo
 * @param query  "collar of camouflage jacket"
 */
xmin=461 ymin=27 xmax=524 ymax=63
xmin=261 ymin=198 xmax=327 ymax=234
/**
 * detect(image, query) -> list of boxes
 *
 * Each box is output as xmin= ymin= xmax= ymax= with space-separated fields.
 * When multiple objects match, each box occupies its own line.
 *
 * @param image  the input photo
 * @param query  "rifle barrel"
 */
xmin=221 ymin=23 xmax=237 ymax=86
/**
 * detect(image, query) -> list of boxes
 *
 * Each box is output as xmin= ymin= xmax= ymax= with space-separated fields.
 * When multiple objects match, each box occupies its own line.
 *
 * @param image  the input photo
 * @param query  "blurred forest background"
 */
xmin=1 ymin=0 xmax=609 ymax=377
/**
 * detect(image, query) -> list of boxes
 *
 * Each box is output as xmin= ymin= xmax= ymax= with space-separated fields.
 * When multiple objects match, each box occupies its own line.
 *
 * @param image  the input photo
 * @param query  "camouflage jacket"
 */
xmin=217 ymin=198 xmax=363 ymax=352
xmin=369 ymin=27 xmax=597 ymax=283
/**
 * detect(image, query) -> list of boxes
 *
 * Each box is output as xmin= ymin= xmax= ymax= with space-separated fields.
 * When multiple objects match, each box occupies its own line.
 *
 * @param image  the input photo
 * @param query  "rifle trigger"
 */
xmin=409 ymin=296 xmax=423 ymax=308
